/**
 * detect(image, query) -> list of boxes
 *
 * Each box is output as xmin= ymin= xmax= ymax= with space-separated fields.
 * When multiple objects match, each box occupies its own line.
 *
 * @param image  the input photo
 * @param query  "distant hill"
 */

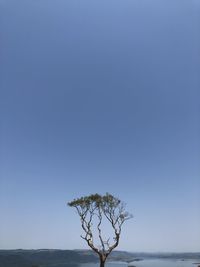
xmin=0 ymin=249 xmax=199 ymax=267
xmin=0 ymin=249 xmax=97 ymax=267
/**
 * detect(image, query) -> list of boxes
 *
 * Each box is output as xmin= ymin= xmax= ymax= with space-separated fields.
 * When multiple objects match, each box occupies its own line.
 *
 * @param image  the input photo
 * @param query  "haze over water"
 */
xmin=81 ymin=259 xmax=199 ymax=267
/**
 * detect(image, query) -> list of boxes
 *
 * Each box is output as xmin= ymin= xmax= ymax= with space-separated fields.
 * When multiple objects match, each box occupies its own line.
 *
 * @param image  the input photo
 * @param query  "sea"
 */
xmin=80 ymin=259 xmax=199 ymax=267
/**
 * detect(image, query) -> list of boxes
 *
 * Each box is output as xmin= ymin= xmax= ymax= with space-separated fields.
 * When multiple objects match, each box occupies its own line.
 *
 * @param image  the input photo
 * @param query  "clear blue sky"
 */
xmin=0 ymin=0 xmax=199 ymax=252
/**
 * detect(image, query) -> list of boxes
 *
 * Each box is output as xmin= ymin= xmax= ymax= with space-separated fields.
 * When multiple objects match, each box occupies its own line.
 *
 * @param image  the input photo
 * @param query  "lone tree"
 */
xmin=68 ymin=193 xmax=132 ymax=267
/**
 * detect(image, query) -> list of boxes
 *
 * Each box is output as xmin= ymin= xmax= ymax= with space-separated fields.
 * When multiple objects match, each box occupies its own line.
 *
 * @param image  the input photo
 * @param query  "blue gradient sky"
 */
xmin=0 ymin=0 xmax=200 ymax=252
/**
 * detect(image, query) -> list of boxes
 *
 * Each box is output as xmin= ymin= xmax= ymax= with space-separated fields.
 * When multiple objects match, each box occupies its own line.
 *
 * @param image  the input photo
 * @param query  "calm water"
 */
xmin=81 ymin=259 xmax=198 ymax=267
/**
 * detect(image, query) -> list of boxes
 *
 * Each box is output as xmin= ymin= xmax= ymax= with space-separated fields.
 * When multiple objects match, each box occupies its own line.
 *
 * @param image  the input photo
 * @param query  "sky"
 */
xmin=0 ymin=0 xmax=200 ymax=252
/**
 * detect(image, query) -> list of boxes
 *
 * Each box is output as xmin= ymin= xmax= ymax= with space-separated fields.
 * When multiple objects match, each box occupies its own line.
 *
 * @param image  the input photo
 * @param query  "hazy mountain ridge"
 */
xmin=0 ymin=249 xmax=96 ymax=267
xmin=0 ymin=249 xmax=199 ymax=267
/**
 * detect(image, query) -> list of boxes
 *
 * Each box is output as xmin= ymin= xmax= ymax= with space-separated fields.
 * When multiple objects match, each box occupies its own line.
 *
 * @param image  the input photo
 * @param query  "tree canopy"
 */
xmin=68 ymin=193 xmax=133 ymax=267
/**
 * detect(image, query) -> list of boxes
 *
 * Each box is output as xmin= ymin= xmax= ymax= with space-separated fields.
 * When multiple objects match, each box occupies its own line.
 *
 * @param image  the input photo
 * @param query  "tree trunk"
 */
xmin=100 ymin=259 xmax=105 ymax=267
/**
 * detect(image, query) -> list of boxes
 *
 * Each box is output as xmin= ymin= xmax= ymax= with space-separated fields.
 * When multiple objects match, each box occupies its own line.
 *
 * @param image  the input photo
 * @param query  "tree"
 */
xmin=68 ymin=193 xmax=133 ymax=267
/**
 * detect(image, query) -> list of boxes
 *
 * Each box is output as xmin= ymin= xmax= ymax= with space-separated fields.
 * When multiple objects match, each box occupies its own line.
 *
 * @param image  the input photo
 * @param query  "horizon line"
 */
xmin=0 ymin=248 xmax=199 ymax=253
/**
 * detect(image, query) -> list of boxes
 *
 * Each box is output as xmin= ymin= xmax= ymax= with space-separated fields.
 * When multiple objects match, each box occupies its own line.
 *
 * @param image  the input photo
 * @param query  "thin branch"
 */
xmin=97 ymin=207 xmax=105 ymax=253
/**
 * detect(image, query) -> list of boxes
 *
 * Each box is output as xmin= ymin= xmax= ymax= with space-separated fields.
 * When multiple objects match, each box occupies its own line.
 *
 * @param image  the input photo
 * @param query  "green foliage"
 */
xmin=68 ymin=193 xmax=121 ymax=209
